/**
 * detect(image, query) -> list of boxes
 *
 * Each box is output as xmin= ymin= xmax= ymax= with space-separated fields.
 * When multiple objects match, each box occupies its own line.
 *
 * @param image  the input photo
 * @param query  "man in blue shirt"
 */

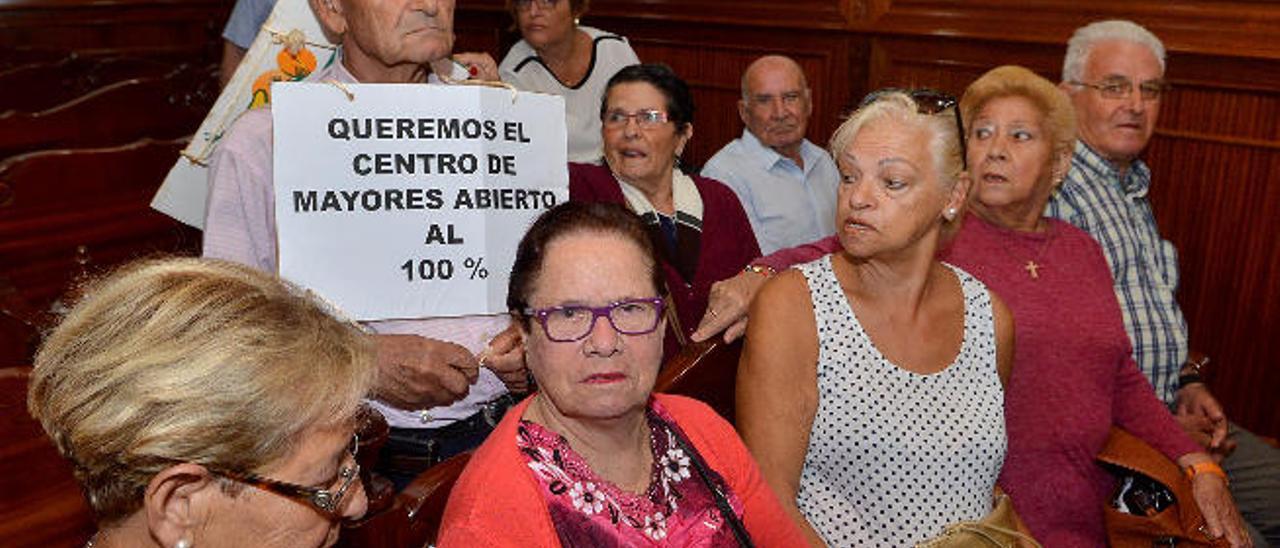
xmin=219 ymin=0 xmax=278 ymax=87
xmin=1049 ymin=20 xmax=1278 ymax=545
xmin=701 ymin=55 xmax=838 ymax=255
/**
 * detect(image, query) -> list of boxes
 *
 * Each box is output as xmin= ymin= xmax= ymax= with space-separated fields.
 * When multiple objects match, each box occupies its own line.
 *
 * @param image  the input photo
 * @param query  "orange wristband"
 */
xmin=1184 ymin=461 xmax=1229 ymax=486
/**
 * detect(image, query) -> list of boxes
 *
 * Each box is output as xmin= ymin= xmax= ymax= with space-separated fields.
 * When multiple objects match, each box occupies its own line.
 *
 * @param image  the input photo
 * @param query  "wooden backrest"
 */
xmin=0 ymin=50 xmax=70 ymax=72
xmin=0 ymin=65 xmax=215 ymax=160
xmin=655 ymin=339 xmax=744 ymax=425
xmin=0 ymin=138 xmax=201 ymax=363
xmin=0 ymin=367 xmax=96 ymax=547
xmin=0 ymin=136 xmax=187 ymax=220
xmin=0 ymin=276 xmax=46 ymax=367
xmin=0 ymin=56 xmax=181 ymax=113
xmin=337 ymin=452 xmax=472 ymax=548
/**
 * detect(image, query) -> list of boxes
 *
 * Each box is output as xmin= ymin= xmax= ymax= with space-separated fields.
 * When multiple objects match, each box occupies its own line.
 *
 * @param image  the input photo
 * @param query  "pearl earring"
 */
xmin=175 ymin=539 xmax=192 ymax=548
xmin=945 ymin=207 xmax=957 ymax=221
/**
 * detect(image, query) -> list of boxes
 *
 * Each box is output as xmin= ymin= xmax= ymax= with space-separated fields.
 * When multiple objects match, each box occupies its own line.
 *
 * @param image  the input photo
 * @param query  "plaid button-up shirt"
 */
xmin=1045 ymin=141 xmax=1188 ymax=404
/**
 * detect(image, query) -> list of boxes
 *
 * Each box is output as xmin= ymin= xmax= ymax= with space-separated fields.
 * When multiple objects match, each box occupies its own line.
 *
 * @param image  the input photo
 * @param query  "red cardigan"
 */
xmin=439 ymin=393 xmax=806 ymax=547
xmin=568 ymin=163 xmax=761 ymax=351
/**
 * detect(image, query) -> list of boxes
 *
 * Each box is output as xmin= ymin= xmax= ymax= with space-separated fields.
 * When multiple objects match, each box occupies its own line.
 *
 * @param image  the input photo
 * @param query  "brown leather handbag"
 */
xmin=914 ymin=495 xmax=1041 ymax=548
xmin=1097 ymin=427 xmax=1229 ymax=547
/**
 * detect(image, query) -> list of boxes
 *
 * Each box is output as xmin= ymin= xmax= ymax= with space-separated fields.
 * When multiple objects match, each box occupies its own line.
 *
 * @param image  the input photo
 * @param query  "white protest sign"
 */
xmin=272 ymin=83 xmax=568 ymax=320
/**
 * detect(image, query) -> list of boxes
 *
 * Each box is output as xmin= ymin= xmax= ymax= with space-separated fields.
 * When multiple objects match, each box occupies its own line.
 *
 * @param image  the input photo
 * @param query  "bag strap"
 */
xmin=662 ymin=415 xmax=754 ymax=547
xmin=619 ymin=199 xmax=690 ymax=350
xmin=936 ymin=522 xmax=1042 ymax=548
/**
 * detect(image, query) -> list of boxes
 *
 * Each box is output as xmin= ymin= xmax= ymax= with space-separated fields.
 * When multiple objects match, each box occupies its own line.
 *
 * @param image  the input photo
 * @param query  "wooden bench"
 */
xmin=0 ymin=367 xmax=97 ymax=547
xmin=0 ymin=137 xmax=201 ymax=363
xmin=0 ymin=55 xmax=183 ymax=113
xmin=0 ymin=64 xmax=216 ymax=160
xmin=337 ymin=452 xmax=472 ymax=548
xmin=655 ymin=339 xmax=744 ymax=425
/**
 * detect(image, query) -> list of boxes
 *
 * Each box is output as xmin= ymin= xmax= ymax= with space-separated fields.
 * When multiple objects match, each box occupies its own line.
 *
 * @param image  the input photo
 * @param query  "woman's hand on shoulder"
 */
xmin=692 ymin=268 xmax=771 ymax=343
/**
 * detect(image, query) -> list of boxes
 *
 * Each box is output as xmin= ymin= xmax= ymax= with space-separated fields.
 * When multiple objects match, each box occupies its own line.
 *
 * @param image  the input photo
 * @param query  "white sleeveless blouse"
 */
xmin=795 ymin=255 xmax=1006 ymax=547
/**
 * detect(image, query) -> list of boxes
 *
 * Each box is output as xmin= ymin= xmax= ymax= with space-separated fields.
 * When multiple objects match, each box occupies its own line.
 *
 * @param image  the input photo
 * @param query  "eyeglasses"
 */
xmin=514 ymin=0 xmax=560 ymax=11
xmin=525 ymin=297 xmax=666 ymax=342
xmin=858 ymin=88 xmax=967 ymax=169
xmin=1068 ymin=78 xmax=1168 ymax=101
xmin=602 ymin=109 xmax=671 ymax=130
xmin=206 ymin=434 xmax=361 ymax=517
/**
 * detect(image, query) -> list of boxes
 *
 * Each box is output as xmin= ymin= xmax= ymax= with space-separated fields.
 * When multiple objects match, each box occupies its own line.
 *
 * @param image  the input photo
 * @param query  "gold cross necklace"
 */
xmin=999 ymin=219 xmax=1058 ymax=280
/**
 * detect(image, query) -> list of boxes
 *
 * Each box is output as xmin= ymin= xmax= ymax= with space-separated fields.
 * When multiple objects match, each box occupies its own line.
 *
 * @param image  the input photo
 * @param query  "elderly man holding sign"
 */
xmin=204 ymin=0 xmax=549 ymax=490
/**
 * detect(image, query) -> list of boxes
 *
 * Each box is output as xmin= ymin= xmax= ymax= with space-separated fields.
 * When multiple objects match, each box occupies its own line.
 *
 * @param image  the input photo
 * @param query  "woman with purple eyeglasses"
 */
xmin=440 ymin=202 xmax=802 ymax=546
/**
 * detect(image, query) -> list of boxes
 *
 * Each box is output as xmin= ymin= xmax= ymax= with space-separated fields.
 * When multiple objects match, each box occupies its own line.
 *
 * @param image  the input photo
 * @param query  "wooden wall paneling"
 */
xmin=452 ymin=9 xmax=509 ymax=57
xmin=1144 ymin=136 xmax=1280 ymax=438
xmin=571 ymin=0 xmax=857 ymax=30
xmin=580 ymin=18 xmax=865 ymax=168
xmin=868 ymin=30 xmax=1280 ymax=436
xmin=1113 ymin=51 xmax=1280 ymax=437
xmin=869 ymin=1 xmax=1280 ymax=60
xmin=867 ymin=35 xmax=1064 ymax=96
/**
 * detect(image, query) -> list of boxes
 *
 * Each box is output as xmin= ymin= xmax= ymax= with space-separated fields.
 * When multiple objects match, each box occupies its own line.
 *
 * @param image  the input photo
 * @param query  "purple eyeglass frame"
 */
xmin=524 ymin=297 xmax=666 ymax=342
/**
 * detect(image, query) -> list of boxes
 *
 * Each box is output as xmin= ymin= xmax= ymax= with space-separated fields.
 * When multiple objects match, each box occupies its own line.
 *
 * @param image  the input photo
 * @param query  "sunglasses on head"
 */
xmin=858 ymin=87 xmax=967 ymax=170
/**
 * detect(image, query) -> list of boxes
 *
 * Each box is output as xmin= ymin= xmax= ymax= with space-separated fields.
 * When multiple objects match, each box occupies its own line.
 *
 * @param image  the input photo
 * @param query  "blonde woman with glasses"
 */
xmin=28 ymin=258 xmax=374 ymax=548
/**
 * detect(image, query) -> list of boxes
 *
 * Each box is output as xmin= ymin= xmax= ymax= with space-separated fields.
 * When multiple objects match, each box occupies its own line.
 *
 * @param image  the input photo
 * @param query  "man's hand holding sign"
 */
xmin=273 ymin=83 xmax=567 ymax=407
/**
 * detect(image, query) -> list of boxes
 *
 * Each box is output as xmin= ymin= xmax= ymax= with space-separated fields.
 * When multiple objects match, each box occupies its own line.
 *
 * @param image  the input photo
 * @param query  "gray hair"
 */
xmin=1062 ymin=20 xmax=1166 ymax=83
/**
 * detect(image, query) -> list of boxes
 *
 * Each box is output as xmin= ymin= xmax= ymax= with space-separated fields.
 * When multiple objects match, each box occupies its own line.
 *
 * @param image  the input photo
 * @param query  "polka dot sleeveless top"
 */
xmin=794 ymin=255 xmax=1006 ymax=547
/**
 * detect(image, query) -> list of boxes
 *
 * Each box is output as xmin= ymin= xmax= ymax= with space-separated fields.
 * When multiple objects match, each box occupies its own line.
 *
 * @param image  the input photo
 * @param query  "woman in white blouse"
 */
xmin=498 ymin=0 xmax=639 ymax=163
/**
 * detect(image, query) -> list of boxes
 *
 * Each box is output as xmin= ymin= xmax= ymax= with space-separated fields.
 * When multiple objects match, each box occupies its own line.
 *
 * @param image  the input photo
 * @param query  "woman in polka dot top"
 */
xmin=737 ymin=91 xmax=1016 ymax=546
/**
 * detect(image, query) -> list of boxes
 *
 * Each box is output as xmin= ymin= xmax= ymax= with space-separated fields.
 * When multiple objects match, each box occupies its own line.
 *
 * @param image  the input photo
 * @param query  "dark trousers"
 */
xmin=374 ymin=395 xmax=515 ymax=491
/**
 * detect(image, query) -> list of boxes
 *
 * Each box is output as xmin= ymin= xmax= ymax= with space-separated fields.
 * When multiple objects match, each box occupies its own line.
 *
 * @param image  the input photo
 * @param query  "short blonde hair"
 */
xmin=961 ymin=65 xmax=1077 ymax=161
xmin=28 ymin=258 xmax=375 ymax=524
xmin=829 ymin=92 xmax=966 ymax=188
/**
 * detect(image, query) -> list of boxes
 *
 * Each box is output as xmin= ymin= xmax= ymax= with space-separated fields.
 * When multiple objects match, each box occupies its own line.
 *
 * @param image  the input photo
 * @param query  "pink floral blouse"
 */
xmin=516 ymin=403 xmax=746 ymax=546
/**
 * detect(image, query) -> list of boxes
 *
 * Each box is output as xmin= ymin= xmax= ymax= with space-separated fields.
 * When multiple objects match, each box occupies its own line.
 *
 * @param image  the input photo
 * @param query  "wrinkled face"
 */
xmin=835 ymin=118 xmax=953 ymax=258
xmin=740 ymin=63 xmax=812 ymax=154
xmin=339 ymin=0 xmax=455 ymax=77
xmin=968 ymin=95 xmax=1057 ymax=212
xmin=521 ymin=231 xmax=665 ymax=423
xmin=515 ymin=0 xmax=577 ymax=51
xmin=201 ymin=423 xmax=367 ymax=548
xmin=1068 ymin=40 xmax=1162 ymax=165
xmin=602 ymin=82 xmax=690 ymax=191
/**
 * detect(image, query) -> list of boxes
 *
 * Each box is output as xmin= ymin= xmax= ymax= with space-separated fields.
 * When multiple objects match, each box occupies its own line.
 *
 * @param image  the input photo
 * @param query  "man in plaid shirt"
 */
xmin=1050 ymin=20 xmax=1278 ymax=545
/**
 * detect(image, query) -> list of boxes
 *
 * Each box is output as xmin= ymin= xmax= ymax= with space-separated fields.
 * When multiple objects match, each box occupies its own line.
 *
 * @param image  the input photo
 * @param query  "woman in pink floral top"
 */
xmin=439 ymin=202 xmax=804 ymax=547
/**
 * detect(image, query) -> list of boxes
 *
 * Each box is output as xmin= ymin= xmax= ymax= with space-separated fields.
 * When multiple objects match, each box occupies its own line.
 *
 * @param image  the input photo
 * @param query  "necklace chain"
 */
xmin=995 ymin=220 xmax=1057 ymax=280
